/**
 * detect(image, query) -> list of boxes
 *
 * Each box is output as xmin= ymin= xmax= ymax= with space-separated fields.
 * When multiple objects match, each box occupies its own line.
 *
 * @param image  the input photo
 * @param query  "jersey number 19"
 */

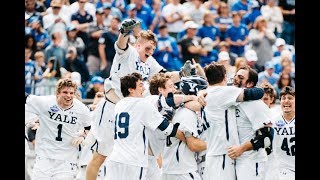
xmin=114 ymin=112 xmax=130 ymax=139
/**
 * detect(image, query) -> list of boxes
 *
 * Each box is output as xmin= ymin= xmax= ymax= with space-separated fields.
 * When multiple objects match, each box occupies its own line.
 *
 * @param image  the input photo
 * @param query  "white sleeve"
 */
xmin=114 ymin=41 xmax=135 ymax=56
xmin=140 ymin=100 xmax=164 ymax=130
xmin=25 ymin=95 xmax=42 ymax=115
xmin=74 ymin=99 xmax=93 ymax=127
xmin=207 ymin=86 xmax=242 ymax=109
xmin=239 ymin=100 xmax=273 ymax=131
xmin=176 ymin=109 xmax=199 ymax=138
xmin=25 ymin=105 xmax=38 ymax=125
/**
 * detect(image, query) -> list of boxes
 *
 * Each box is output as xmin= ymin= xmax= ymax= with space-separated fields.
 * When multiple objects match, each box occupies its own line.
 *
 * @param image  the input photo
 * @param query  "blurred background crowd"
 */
xmin=25 ymin=0 xmax=295 ymax=101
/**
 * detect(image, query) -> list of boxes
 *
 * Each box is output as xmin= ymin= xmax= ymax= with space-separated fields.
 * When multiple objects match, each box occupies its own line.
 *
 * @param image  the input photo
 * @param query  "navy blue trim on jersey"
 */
xmin=158 ymin=119 xmax=170 ymax=131
xmin=63 ymin=104 xmax=74 ymax=111
xmin=121 ymin=43 xmax=129 ymax=51
xmin=201 ymin=107 xmax=210 ymax=130
xmin=105 ymin=96 xmax=116 ymax=104
xmin=143 ymin=126 xmax=146 ymax=154
xmin=256 ymin=163 xmax=259 ymax=176
xmin=225 ymin=110 xmax=229 ymax=141
xmin=282 ymin=115 xmax=295 ymax=124
xmin=166 ymin=136 xmax=172 ymax=146
xmin=165 ymin=92 xmax=175 ymax=107
xmin=222 ymin=154 xmax=226 ymax=170
xmin=99 ymin=101 xmax=107 ymax=125
xmin=158 ymin=94 xmax=163 ymax=112
xmin=189 ymin=172 xmax=194 ymax=179
xmin=90 ymin=140 xmax=98 ymax=153
xmin=176 ymin=141 xmax=182 ymax=162
xmin=139 ymin=167 xmax=143 ymax=180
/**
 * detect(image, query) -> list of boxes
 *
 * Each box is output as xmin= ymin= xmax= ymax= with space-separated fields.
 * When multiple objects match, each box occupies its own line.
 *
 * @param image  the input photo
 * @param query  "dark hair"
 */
xmin=48 ymin=57 xmax=62 ymax=78
xmin=204 ymin=62 xmax=226 ymax=85
xmin=120 ymin=72 xmax=143 ymax=97
xmin=277 ymin=73 xmax=293 ymax=90
xmin=238 ymin=65 xmax=258 ymax=86
xmin=25 ymin=34 xmax=37 ymax=51
xmin=149 ymin=73 xmax=171 ymax=95
xmin=279 ymin=86 xmax=295 ymax=99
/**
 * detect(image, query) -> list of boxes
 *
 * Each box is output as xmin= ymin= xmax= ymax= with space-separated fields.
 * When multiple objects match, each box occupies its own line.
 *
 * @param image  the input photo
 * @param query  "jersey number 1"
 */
xmin=56 ymin=124 xmax=63 ymax=141
xmin=114 ymin=112 xmax=130 ymax=139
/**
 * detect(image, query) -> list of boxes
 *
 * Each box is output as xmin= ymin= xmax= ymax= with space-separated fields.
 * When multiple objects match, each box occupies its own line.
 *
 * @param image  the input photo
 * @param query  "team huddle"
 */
xmin=25 ymin=19 xmax=295 ymax=180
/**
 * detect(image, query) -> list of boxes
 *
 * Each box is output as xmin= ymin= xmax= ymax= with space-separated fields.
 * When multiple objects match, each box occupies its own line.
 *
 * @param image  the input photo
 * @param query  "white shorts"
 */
xmin=86 ymin=125 xmax=114 ymax=156
xmin=197 ymin=154 xmax=206 ymax=179
xmin=204 ymin=155 xmax=236 ymax=180
xmin=105 ymin=161 xmax=147 ymax=180
xmin=265 ymin=167 xmax=294 ymax=180
xmin=90 ymin=119 xmax=114 ymax=157
xmin=146 ymin=155 xmax=162 ymax=180
xmin=32 ymin=156 xmax=78 ymax=180
xmin=235 ymin=158 xmax=265 ymax=180
xmin=162 ymin=170 xmax=201 ymax=180
xmin=76 ymin=165 xmax=107 ymax=180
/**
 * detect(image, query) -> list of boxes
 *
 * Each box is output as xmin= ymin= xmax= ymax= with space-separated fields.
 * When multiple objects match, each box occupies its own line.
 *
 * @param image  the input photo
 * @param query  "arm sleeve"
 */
xmin=176 ymin=109 xmax=199 ymax=138
xmin=114 ymin=40 xmax=134 ymax=56
xmin=215 ymin=86 xmax=242 ymax=109
xmin=239 ymin=100 xmax=273 ymax=130
xmin=141 ymin=100 xmax=164 ymax=130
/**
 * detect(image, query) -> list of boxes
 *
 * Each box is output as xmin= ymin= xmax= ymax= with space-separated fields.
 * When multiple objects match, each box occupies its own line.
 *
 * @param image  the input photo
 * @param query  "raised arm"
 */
xmin=116 ymin=19 xmax=141 ymax=49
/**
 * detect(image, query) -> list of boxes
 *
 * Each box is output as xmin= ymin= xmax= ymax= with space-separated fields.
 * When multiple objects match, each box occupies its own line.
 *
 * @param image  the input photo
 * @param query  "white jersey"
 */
xmin=109 ymin=97 xmax=164 ymax=168
xmin=78 ymin=98 xmax=115 ymax=166
xmin=110 ymin=44 xmax=163 ymax=98
xmin=162 ymin=108 xmax=199 ymax=174
xmin=90 ymin=98 xmax=116 ymax=157
xmin=235 ymin=100 xmax=273 ymax=162
xmin=25 ymin=95 xmax=91 ymax=162
xmin=144 ymin=95 xmax=168 ymax=156
xmin=197 ymin=109 xmax=210 ymax=158
xmin=271 ymin=114 xmax=295 ymax=171
xmin=204 ymin=86 xmax=242 ymax=156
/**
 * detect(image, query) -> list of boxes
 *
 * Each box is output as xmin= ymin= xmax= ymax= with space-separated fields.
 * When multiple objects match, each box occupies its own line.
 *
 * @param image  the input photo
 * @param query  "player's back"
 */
xmin=235 ymin=100 xmax=272 ymax=161
xmin=204 ymin=86 xmax=242 ymax=156
xmin=272 ymin=114 xmax=295 ymax=171
xmin=162 ymin=108 xmax=199 ymax=174
xmin=109 ymin=97 xmax=163 ymax=168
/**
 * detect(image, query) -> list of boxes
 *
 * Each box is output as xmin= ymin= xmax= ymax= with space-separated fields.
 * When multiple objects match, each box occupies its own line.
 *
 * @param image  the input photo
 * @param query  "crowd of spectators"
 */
xmin=25 ymin=0 xmax=295 ymax=100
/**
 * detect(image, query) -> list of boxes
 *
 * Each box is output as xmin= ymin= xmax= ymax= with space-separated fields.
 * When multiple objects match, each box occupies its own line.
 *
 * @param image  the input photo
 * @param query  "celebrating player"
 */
xmin=105 ymin=18 xmax=182 ymax=100
xmin=265 ymin=86 xmax=295 ymax=180
xmin=85 ymin=79 xmax=120 ymax=180
xmin=162 ymin=75 xmax=208 ymax=180
xmin=104 ymin=72 xmax=182 ymax=180
xmin=25 ymin=78 xmax=92 ymax=180
xmin=226 ymin=65 xmax=273 ymax=180
xmin=198 ymin=62 xmax=265 ymax=180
